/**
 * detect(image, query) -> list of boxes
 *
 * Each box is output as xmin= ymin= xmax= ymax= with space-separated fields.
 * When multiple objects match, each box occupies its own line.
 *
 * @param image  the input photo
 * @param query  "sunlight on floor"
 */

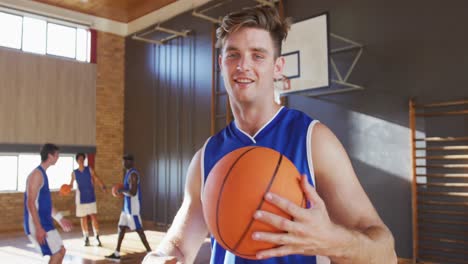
xmin=0 ymin=230 xmax=167 ymax=263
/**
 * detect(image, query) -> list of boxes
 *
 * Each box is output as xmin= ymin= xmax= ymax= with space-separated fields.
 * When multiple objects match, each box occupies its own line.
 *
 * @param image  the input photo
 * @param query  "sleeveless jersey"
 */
xmin=24 ymin=166 xmax=55 ymax=235
xmin=202 ymin=107 xmax=324 ymax=264
xmin=123 ymin=168 xmax=142 ymax=215
xmin=74 ymin=166 xmax=96 ymax=204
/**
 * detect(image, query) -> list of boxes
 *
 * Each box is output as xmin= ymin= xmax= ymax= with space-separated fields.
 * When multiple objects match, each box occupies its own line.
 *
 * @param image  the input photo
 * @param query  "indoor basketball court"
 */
xmin=0 ymin=0 xmax=467 ymax=263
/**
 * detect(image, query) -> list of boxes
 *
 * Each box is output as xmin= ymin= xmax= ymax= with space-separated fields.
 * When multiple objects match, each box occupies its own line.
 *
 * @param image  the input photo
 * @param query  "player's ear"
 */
xmin=273 ymin=56 xmax=285 ymax=80
xmin=218 ymin=54 xmax=223 ymax=73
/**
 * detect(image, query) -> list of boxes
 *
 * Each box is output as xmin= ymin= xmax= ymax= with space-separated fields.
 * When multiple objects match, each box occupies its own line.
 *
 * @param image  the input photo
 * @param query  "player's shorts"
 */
xmin=28 ymin=229 xmax=63 ymax=256
xmin=76 ymin=202 xmax=97 ymax=217
xmin=118 ymin=212 xmax=143 ymax=231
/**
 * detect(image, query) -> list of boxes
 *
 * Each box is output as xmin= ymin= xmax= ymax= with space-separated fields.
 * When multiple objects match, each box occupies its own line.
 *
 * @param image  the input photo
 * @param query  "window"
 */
xmin=76 ymin=28 xmax=89 ymax=62
xmin=1 ymin=153 xmax=87 ymax=192
xmin=47 ymin=23 xmax=76 ymax=59
xmin=0 ymin=10 xmax=91 ymax=62
xmin=0 ymin=12 xmax=22 ymax=49
xmin=22 ymin=16 xmax=46 ymax=54
xmin=0 ymin=155 xmax=18 ymax=191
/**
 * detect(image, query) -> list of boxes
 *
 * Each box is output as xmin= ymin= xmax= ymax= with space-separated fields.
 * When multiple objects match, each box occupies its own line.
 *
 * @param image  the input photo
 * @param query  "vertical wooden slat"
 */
xmin=409 ymin=98 xmax=418 ymax=263
xmin=211 ymin=23 xmax=216 ymax=135
xmin=226 ymin=96 xmax=232 ymax=125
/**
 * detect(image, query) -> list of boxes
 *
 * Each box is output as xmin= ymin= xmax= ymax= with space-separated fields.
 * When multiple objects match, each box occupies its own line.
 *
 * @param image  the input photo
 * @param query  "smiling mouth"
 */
xmin=234 ymin=78 xmax=254 ymax=85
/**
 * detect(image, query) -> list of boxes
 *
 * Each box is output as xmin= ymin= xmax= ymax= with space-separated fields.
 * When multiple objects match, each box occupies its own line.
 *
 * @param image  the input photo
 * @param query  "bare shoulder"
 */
xmin=27 ymin=168 xmax=44 ymax=190
xmin=311 ymin=123 xmax=349 ymax=175
xmin=311 ymin=122 xmax=383 ymax=228
xmin=29 ymin=168 xmax=42 ymax=180
xmin=184 ymin=149 xmax=203 ymax=198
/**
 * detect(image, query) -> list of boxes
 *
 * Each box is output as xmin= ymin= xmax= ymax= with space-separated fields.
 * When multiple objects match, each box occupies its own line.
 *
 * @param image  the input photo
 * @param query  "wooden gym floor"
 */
xmin=0 ymin=223 xmax=211 ymax=263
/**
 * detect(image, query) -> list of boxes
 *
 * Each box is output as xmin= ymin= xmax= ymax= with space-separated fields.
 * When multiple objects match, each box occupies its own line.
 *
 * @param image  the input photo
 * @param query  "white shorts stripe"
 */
xmin=118 ymin=212 xmax=142 ymax=231
xmin=28 ymin=229 xmax=63 ymax=256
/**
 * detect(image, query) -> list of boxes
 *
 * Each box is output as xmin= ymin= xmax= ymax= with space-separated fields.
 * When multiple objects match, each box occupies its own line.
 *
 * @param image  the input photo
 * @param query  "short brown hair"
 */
xmin=216 ymin=6 xmax=291 ymax=58
xmin=40 ymin=143 xmax=59 ymax=162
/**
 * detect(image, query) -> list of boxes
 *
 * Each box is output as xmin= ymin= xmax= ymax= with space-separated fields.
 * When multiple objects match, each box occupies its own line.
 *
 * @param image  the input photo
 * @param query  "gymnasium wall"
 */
xmin=124 ymin=12 xmax=212 ymax=226
xmin=0 ymin=30 xmax=125 ymax=231
xmin=94 ymin=31 xmax=126 ymax=223
xmin=0 ymin=48 xmax=96 ymax=146
xmin=124 ymin=0 xmax=468 ymax=259
xmin=285 ymin=0 xmax=468 ymax=259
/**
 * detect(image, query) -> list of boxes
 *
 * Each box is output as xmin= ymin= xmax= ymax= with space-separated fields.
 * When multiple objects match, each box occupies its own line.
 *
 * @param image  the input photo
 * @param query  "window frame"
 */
xmin=0 ymin=152 xmax=80 ymax=193
xmin=0 ymin=8 xmax=91 ymax=63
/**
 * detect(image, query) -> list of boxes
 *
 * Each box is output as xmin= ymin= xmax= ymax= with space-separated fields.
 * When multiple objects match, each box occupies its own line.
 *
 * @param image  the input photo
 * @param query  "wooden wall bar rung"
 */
xmin=411 ymin=98 xmax=468 ymax=264
xmin=419 ymin=200 xmax=468 ymax=207
xmin=416 ymin=164 xmax=468 ymax=169
xmin=415 ymin=155 xmax=468 ymax=160
xmin=415 ymin=110 xmax=468 ymax=117
xmin=419 ymin=245 xmax=468 ymax=255
xmin=419 ymin=209 xmax=468 ymax=216
xmin=416 ymin=173 xmax=468 ymax=178
xmin=414 ymin=100 xmax=468 ymax=108
xmin=414 ymin=136 xmax=468 ymax=142
xmin=416 ymin=146 xmax=468 ymax=150
xmin=417 ymin=183 xmax=468 ymax=187
xmin=419 ymin=226 xmax=468 ymax=236
xmin=420 ymin=254 xmax=468 ymax=264
xmin=420 ymin=235 xmax=468 ymax=246
xmin=409 ymin=98 xmax=419 ymax=261
xmin=419 ymin=191 xmax=468 ymax=197
xmin=420 ymin=218 xmax=468 ymax=226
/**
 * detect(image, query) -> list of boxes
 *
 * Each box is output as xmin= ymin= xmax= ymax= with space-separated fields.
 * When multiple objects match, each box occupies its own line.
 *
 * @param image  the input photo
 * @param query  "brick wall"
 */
xmin=0 ymin=30 xmax=125 ymax=232
xmin=94 ymin=31 xmax=125 ymax=223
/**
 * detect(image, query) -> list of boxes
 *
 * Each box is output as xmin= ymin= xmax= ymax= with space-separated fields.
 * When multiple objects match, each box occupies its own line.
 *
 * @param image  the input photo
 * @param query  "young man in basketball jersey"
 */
xmin=106 ymin=154 xmax=152 ymax=260
xmin=144 ymin=6 xmax=397 ymax=264
xmin=67 ymin=153 xmax=107 ymax=246
xmin=24 ymin=143 xmax=73 ymax=264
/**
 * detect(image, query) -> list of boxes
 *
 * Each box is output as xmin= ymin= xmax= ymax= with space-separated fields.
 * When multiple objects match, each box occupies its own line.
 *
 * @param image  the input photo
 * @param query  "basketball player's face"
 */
xmin=123 ymin=159 xmax=132 ymax=170
xmin=77 ymin=156 xmax=84 ymax=166
xmin=219 ymin=27 xmax=284 ymax=105
xmin=49 ymin=151 xmax=59 ymax=165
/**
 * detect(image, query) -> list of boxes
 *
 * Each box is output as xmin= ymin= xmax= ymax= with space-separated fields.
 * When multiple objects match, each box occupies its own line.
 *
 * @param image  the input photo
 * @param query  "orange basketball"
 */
xmin=112 ymin=183 xmax=124 ymax=198
xmin=59 ymin=184 xmax=71 ymax=196
xmin=202 ymin=146 xmax=306 ymax=259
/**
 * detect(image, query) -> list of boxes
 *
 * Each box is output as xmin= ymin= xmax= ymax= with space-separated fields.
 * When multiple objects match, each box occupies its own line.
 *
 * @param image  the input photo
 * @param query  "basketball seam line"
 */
xmin=216 ymin=146 xmax=257 ymax=252
xmin=232 ymin=152 xmax=283 ymax=254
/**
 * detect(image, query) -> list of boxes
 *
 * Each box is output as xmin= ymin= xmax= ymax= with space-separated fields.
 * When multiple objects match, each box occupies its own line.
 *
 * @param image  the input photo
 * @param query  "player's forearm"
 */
xmin=328 ymin=225 xmax=397 ymax=264
xmin=156 ymin=236 xmax=187 ymax=263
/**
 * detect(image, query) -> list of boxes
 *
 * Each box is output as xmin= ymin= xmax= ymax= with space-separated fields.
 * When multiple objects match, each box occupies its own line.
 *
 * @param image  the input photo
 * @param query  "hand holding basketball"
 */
xmin=202 ymin=146 xmax=306 ymax=259
xmin=252 ymin=175 xmax=335 ymax=259
xmin=112 ymin=183 xmax=124 ymax=198
xmin=59 ymin=184 xmax=72 ymax=196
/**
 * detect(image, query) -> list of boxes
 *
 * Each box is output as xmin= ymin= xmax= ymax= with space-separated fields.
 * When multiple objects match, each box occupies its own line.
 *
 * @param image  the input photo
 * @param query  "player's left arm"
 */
xmin=253 ymin=123 xmax=397 ymax=263
xmin=90 ymin=167 xmax=107 ymax=192
xmin=120 ymin=172 xmax=138 ymax=197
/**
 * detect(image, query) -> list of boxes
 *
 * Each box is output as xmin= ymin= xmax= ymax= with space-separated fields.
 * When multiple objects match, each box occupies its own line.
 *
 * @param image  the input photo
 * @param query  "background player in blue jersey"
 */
xmin=144 ymin=6 xmax=397 ymax=264
xmin=24 ymin=143 xmax=73 ymax=264
xmin=67 ymin=153 xmax=107 ymax=247
xmin=106 ymin=154 xmax=152 ymax=260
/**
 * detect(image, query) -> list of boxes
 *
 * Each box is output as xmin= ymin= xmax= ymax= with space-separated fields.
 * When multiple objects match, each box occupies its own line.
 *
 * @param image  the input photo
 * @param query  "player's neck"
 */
xmin=40 ymin=161 xmax=51 ymax=170
xmin=232 ymin=102 xmax=281 ymax=136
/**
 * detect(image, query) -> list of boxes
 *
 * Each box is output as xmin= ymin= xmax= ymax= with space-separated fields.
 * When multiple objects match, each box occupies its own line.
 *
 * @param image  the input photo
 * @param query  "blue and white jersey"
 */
xmin=24 ymin=166 xmax=55 ymax=235
xmin=202 ymin=107 xmax=329 ymax=264
xmin=123 ymin=168 xmax=142 ymax=215
xmin=74 ymin=166 xmax=96 ymax=204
